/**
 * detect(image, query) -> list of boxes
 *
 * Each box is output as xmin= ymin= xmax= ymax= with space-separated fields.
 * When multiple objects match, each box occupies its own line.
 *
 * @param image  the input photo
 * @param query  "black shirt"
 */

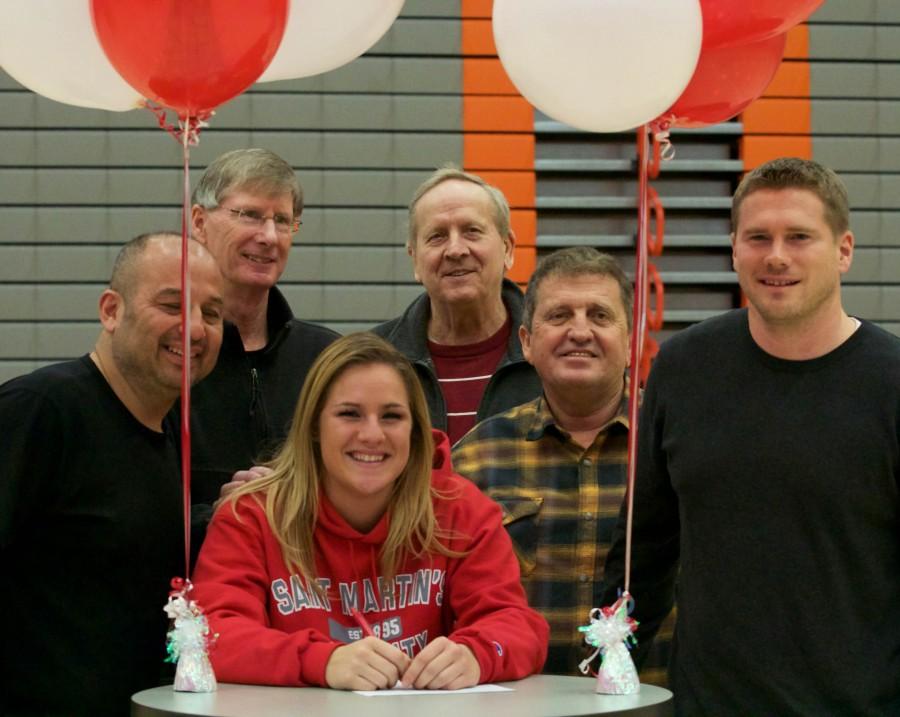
xmin=1 ymin=356 xmax=182 ymax=716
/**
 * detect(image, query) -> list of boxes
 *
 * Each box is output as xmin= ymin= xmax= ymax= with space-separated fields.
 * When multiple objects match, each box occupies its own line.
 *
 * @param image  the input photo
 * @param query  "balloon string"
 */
xmin=143 ymin=101 xmax=212 ymax=146
xmin=180 ymin=119 xmax=193 ymax=579
xmin=145 ymin=101 xmax=210 ymax=579
xmin=625 ymin=126 xmax=652 ymax=593
xmin=651 ymin=116 xmax=676 ymax=162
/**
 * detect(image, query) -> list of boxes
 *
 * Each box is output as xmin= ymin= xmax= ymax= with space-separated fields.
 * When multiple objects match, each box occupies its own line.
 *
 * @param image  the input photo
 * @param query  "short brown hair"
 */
xmin=732 ymin=157 xmax=849 ymax=236
xmin=523 ymin=247 xmax=633 ymax=330
xmin=407 ymin=164 xmax=510 ymax=249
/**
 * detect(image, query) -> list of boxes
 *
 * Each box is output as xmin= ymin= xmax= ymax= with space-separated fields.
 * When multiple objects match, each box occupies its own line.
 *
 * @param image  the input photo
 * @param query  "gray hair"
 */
xmin=407 ymin=164 xmax=511 ymax=248
xmin=192 ymin=148 xmax=303 ymax=217
xmin=523 ymin=247 xmax=633 ymax=331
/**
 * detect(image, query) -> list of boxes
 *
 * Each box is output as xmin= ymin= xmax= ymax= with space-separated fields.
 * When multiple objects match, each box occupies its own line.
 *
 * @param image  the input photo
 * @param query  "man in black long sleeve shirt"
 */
xmin=1 ymin=233 xmax=224 ymax=716
xmin=189 ymin=149 xmax=338 ymax=519
xmin=604 ymin=158 xmax=900 ymax=715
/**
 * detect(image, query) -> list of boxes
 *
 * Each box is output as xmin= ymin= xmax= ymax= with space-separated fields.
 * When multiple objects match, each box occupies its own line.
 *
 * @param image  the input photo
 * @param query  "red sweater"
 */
xmin=192 ymin=430 xmax=548 ymax=687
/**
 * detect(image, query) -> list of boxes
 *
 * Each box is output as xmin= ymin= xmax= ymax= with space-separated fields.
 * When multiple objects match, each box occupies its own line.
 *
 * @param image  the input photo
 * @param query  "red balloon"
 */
xmin=700 ymin=0 xmax=823 ymax=48
xmin=91 ymin=0 xmax=288 ymax=117
xmin=657 ymin=32 xmax=786 ymax=129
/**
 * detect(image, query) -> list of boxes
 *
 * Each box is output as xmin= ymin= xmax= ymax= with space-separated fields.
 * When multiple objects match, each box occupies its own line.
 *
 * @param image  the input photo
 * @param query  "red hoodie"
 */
xmin=192 ymin=430 xmax=549 ymax=687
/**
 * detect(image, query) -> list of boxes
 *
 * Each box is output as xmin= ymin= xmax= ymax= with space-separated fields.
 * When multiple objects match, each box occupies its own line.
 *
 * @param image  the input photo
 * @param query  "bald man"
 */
xmin=0 ymin=233 xmax=224 ymax=716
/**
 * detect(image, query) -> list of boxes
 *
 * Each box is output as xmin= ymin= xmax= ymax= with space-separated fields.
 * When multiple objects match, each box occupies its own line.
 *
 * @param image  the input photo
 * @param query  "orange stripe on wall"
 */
xmin=764 ymin=61 xmax=810 ymax=98
xmin=741 ymin=136 xmax=813 ymax=169
xmin=510 ymin=210 xmax=536 ymax=245
xmin=464 ymin=134 xmax=534 ymax=170
xmin=476 ymin=171 xmax=535 ymax=208
xmin=783 ymin=25 xmax=810 ymax=60
xmin=740 ymin=23 xmax=813 ymax=171
xmin=463 ymin=58 xmax=518 ymax=95
xmin=462 ymin=96 xmax=533 ymax=133
xmin=509 ymin=246 xmax=537 ymax=284
xmin=742 ymin=99 xmax=811 ymax=135
xmin=461 ymin=0 xmax=492 ymax=18
xmin=461 ymin=2 xmax=537 ymax=277
xmin=510 ymin=209 xmax=537 ymax=284
xmin=461 ymin=19 xmax=497 ymax=55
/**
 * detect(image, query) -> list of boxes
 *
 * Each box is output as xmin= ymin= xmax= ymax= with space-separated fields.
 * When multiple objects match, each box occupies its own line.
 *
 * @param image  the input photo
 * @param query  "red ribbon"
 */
xmin=624 ymin=127 xmax=653 ymax=593
xmin=144 ymin=102 xmax=208 ymax=580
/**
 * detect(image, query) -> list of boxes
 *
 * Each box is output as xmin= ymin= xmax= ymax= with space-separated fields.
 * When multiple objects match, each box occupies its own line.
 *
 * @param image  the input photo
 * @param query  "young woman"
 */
xmin=191 ymin=333 xmax=548 ymax=690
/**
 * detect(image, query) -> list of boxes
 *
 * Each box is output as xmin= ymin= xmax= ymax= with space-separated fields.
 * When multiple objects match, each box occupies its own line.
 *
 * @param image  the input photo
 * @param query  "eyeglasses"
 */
xmin=219 ymin=206 xmax=301 ymax=235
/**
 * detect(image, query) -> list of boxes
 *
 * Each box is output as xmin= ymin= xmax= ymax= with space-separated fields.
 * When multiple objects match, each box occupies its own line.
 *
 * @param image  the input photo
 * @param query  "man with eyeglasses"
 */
xmin=189 ymin=149 xmax=338 ymax=534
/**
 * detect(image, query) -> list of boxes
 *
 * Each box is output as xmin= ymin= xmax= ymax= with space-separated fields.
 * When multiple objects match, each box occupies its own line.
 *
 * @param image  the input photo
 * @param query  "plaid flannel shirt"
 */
xmin=452 ymin=393 xmax=673 ymax=686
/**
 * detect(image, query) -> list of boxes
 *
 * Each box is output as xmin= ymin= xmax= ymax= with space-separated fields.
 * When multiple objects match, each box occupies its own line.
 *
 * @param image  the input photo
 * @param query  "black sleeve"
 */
xmin=602 ymin=365 xmax=680 ymax=667
xmin=0 ymin=383 xmax=61 ymax=549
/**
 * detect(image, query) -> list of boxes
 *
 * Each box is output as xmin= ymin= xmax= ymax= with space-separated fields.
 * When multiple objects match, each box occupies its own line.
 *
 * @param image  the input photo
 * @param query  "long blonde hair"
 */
xmin=225 ymin=332 xmax=457 ymax=596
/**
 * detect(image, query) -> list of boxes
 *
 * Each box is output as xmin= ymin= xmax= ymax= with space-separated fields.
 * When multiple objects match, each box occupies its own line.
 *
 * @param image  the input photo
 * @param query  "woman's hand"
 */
xmin=325 ymin=637 xmax=411 ymax=690
xmin=401 ymin=637 xmax=481 ymax=690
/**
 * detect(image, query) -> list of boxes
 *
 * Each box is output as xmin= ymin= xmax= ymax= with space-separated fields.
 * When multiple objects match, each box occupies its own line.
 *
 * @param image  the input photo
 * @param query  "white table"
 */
xmin=132 ymin=675 xmax=672 ymax=717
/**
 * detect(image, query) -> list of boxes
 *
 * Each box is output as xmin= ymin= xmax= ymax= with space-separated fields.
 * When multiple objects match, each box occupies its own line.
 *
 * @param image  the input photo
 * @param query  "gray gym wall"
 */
xmin=1 ymin=0 xmax=897 ymax=383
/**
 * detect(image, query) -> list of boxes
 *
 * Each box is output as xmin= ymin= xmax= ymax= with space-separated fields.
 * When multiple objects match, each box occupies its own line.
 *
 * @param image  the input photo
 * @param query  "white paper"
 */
xmin=354 ymin=684 xmax=513 ymax=697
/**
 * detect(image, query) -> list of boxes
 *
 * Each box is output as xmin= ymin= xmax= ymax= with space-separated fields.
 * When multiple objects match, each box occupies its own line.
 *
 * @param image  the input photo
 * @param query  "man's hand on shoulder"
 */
xmin=217 ymin=465 xmax=272 ymax=501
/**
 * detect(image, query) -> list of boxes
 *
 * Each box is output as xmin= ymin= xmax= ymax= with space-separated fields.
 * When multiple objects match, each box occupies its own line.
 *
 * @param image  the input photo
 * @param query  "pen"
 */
xmin=350 ymin=607 xmax=376 ymax=638
xmin=352 ymin=608 xmax=409 ymax=688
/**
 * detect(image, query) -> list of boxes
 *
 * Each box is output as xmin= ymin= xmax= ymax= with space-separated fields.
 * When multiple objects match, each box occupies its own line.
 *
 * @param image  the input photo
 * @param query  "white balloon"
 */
xmin=259 ymin=0 xmax=405 ymax=82
xmin=493 ymin=0 xmax=703 ymax=133
xmin=0 ymin=0 xmax=142 ymax=111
